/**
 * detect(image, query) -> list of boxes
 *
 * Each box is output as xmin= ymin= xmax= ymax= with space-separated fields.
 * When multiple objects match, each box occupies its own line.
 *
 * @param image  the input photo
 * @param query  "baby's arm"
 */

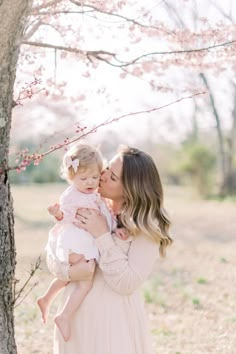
xmin=48 ymin=190 xmax=78 ymax=223
xmin=48 ymin=203 xmax=63 ymax=220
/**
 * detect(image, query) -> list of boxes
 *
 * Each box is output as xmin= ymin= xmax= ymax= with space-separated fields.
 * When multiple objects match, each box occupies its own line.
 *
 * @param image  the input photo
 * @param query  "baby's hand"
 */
xmin=47 ymin=203 xmax=62 ymax=218
xmin=115 ymin=227 xmax=129 ymax=240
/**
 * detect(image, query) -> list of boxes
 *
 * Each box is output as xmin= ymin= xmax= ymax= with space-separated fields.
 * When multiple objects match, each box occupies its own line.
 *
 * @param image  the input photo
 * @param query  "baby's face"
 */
xmin=73 ymin=164 xmax=100 ymax=194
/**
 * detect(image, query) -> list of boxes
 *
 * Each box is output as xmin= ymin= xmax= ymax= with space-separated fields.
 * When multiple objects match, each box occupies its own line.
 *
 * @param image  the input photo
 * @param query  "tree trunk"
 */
xmin=222 ymin=82 xmax=236 ymax=195
xmin=0 ymin=1 xmax=32 ymax=353
xmin=199 ymin=73 xmax=227 ymax=196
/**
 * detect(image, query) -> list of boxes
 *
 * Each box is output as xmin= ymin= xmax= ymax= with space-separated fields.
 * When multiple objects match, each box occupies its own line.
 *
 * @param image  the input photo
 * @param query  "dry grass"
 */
xmin=12 ymin=184 xmax=236 ymax=354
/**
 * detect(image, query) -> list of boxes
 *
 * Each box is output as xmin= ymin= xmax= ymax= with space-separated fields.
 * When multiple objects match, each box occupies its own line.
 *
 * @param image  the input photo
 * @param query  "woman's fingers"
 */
xmin=87 ymin=259 xmax=96 ymax=272
xmin=73 ymin=221 xmax=87 ymax=231
xmin=69 ymin=258 xmax=95 ymax=281
xmin=76 ymin=208 xmax=100 ymax=219
xmin=74 ymin=208 xmax=108 ymax=237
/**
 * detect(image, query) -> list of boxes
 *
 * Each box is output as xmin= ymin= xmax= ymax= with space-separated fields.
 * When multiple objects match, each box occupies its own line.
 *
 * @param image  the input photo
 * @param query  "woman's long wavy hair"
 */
xmin=119 ymin=146 xmax=173 ymax=257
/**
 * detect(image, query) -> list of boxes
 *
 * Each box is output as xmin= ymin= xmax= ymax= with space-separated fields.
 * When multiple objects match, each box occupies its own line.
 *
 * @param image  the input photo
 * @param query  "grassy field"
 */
xmin=12 ymin=183 xmax=236 ymax=354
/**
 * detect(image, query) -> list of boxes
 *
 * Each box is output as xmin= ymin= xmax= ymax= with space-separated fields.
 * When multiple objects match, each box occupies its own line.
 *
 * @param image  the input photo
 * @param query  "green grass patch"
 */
xmin=197 ymin=277 xmax=207 ymax=284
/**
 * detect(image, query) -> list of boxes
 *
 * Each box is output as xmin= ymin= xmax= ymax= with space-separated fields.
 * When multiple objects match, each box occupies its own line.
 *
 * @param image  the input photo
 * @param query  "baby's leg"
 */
xmin=37 ymin=278 xmax=68 ymax=323
xmin=55 ymin=257 xmax=94 ymax=342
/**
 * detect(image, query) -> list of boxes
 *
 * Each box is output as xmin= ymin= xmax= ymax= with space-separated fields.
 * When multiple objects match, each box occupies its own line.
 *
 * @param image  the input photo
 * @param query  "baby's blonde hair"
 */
xmin=60 ymin=143 xmax=103 ymax=182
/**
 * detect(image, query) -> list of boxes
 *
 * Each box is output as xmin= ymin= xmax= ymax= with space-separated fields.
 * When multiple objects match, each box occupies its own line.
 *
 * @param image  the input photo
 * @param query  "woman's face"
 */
xmin=98 ymin=154 xmax=124 ymax=201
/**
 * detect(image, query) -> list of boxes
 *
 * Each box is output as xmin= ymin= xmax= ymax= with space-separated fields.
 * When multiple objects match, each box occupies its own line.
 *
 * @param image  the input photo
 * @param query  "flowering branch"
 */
xmin=113 ymin=40 xmax=236 ymax=67
xmin=22 ymin=40 xmax=116 ymax=62
xmin=4 ymin=91 xmax=206 ymax=174
xmin=69 ymin=0 xmax=169 ymax=33
xmin=22 ymin=39 xmax=236 ymax=68
xmin=14 ymin=77 xmax=48 ymax=106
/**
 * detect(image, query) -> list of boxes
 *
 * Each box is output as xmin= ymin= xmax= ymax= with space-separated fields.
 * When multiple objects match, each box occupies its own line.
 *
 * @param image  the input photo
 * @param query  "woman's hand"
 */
xmin=74 ymin=208 xmax=109 ymax=238
xmin=69 ymin=258 xmax=96 ymax=282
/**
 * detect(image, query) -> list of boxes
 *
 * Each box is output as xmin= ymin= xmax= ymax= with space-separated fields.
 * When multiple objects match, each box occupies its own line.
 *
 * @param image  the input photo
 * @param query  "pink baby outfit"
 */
xmin=46 ymin=185 xmax=113 ymax=263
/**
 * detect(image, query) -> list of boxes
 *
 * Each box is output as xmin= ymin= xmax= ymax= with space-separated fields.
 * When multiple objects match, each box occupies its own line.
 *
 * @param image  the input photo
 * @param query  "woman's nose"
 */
xmin=100 ymin=170 xmax=107 ymax=181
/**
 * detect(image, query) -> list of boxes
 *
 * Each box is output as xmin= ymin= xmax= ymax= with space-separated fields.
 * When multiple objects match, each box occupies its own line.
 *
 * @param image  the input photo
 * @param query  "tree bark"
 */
xmin=222 ymin=82 xmax=236 ymax=195
xmin=199 ymin=73 xmax=227 ymax=196
xmin=0 ymin=1 xmax=32 ymax=353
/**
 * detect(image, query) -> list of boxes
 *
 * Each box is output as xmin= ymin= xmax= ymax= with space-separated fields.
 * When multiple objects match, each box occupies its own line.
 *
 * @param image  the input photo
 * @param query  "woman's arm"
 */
xmin=75 ymin=209 xmax=159 ymax=295
xmin=95 ymin=232 xmax=159 ymax=295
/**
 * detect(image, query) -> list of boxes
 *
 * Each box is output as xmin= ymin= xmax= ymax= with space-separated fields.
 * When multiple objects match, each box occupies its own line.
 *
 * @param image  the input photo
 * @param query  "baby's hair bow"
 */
xmin=65 ymin=156 xmax=80 ymax=173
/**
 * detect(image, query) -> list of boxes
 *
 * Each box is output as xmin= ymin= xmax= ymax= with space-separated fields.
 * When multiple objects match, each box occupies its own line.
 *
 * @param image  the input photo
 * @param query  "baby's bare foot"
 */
xmin=55 ymin=315 xmax=71 ymax=342
xmin=37 ymin=297 xmax=49 ymax=324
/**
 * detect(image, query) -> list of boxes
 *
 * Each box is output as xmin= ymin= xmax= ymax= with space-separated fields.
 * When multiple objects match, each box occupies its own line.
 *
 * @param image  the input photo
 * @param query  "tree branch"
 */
xmin=200 ymin=73 xmax=226 ymax=177
xmin=34 ymin=10 xmax=94 ymax=15
xmin=69 ymin=0 xmax=171 ymax=34
xmin=114 ymin=40 xmax=236 ymax=67
xmin=21 ymin=39 xmax=236 ymax=68
xmin=32 ymin=0 xmax=63 ymax=13
xmin=24 ymin=20 xmax=42 ymax=40
xmin=209 ymin=0 xmax=234 ymax=23
xmin=6 ymin=92 xmax=206 ymax=173
xmin=13 ymin=256 xmax=42 ymax=308
xmin=21 ymin=40 xmax=116 ymax=63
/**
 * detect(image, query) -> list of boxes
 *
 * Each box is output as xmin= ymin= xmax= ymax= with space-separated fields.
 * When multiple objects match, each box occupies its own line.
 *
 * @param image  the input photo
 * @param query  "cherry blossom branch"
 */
xmin=113 ymin=40 xmax=236 ymax=67
xmin=21 ymin=40 xmax=116 ymax=61
xmin=22 ymin=39 xmax=236 ymax=68
xmin=13 ymin=78 xmax=48 ymax=106
xmin=5 ymin=91 xmax=206 ymax=174
xmin=35 ymin=10 xmax=94 ymax=15
xmin=69 ymin=0 xmax=171 ymax=34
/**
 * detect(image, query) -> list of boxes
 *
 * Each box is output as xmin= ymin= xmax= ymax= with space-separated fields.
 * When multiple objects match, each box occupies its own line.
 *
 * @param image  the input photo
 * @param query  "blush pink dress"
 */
xmin=47 ymin=230 xmax=159 ymax=354
xmin=46 ymin=185 xmax=113 ymax=263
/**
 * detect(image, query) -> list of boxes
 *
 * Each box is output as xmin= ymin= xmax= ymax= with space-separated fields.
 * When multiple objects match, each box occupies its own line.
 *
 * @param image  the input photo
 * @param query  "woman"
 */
xmin=47 ymin=146 xmax=172 ymax=354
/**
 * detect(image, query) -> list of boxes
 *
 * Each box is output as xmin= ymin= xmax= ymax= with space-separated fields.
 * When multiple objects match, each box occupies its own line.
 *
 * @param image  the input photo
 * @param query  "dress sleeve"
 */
xmin=55 ymin=191 xmax=78 ymax=224
xmin=94 ymin=232 xmax=159 ymax=295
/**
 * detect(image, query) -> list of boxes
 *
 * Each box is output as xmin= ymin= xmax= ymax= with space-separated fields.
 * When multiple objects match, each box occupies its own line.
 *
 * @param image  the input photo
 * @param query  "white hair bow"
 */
xmin=65 ymin=156 xmax=80 ymax=173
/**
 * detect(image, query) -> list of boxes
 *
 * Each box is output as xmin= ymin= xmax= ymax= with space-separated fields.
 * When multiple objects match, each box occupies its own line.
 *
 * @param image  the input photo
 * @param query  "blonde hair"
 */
xmin=60 ymin=143 xmax=103 ymax=182
xmin=118 ymin=146 xmax=173 ymax=257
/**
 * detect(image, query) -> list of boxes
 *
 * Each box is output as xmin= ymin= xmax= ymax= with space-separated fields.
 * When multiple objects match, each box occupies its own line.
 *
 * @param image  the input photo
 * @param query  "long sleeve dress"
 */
xmin=47 ymin=231 xmax=159 ymax=354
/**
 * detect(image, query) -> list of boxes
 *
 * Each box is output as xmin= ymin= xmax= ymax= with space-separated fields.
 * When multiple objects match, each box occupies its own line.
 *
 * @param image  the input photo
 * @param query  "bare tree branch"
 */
xmin=13 ymin=256 xmax=42 ymax=308
xmin=209 ymin=0 xmax=235 ymax=23
xmin=162 ymin=0 xmax=186 ymax=29
xmin=24 ymin=20 xmax=42 ymax=40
